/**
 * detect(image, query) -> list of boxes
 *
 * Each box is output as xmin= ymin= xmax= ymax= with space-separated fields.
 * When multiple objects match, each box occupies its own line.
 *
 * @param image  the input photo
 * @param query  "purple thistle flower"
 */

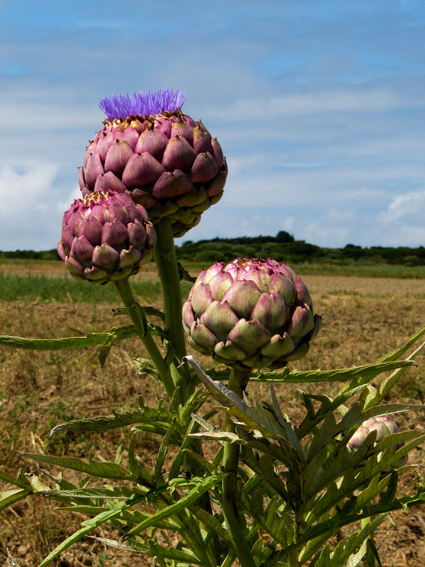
xmin=99 ymin=88 xmax=188 ymax=121
xmin=80 ymin=88 xmax=228 ymax=237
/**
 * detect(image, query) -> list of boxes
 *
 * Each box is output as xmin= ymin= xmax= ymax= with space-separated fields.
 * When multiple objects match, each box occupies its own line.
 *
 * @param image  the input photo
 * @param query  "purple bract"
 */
xmin=58 ymin=191 xmax=156 ymax=284
xmin=183 ymin=258 xmax=321 ymax=370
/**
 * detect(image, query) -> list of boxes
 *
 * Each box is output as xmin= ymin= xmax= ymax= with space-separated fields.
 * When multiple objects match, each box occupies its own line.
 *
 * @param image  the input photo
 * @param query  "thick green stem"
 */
xmin=222 ymin=366 xmax=256 ymax=567
xmin=153 ymin=218 xmax=192 ymax=402
xmin=289 ymin=548 xmax=298 ymax=567
xmin=114 ymin=278 xmax=174 ymax=398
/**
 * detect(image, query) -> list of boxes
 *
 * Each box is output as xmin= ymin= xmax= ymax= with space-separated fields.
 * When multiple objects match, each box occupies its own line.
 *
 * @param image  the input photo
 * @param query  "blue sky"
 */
xmin=1 ymin=0 xmax=425 ymax=250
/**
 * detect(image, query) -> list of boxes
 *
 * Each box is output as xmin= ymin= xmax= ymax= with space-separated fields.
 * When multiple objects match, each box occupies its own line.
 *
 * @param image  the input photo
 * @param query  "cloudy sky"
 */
xmin=1 ymin=0 xmax=425 ymax=250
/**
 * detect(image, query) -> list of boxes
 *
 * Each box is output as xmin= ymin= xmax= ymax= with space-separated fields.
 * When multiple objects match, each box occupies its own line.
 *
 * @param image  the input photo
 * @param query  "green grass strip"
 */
xmin=0 ymin=272 xmax=165 ymax=303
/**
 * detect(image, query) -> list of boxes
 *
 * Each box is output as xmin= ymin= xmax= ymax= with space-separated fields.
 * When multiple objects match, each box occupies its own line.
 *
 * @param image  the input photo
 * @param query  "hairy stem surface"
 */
xmin=222 ymin=366 xmax=256 ymax=567
xmin=114 ymin=277 xmax=174 ymax=397
xmin=153 ymin=218 xmax=193 ymax=403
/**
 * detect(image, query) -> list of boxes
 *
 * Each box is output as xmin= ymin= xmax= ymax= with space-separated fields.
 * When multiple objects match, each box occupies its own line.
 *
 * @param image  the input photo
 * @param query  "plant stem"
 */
xmin=289 ymin=548 xmax=298 ymax=567
xmin=222 ymin=366 xmax=256 ymax=567
xmin=114 ymin=277 xmax=174 ymax=398
xmin=153 ymin=217 xmax=193 ymax=402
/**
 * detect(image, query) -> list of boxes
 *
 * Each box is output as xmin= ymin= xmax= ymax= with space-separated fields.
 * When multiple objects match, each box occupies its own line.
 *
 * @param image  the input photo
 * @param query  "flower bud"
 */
xmin=182 ymin=257 xmax=321 ymax=370
xmin=79 ymin=88 xmax=228 ymax=237
xmin=58 ymin=191 xmax=156 ymax=284
xmin=347 ymin=416 xmax=408 ymax=470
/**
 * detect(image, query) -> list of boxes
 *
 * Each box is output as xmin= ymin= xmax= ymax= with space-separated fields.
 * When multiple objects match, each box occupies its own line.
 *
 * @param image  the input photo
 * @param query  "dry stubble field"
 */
xmin=1 ymin=262 xmax=425 ymax=566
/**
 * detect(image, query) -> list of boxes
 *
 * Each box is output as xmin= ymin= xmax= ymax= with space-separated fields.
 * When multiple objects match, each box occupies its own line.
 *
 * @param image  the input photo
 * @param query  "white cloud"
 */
xmin=0 ymin=162 xmax=77 ymax=250
xmin=379 ymin=190 xmax=425 ymax=222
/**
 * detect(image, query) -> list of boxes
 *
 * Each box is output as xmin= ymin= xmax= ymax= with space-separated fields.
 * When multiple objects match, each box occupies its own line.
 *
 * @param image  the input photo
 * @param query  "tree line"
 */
xmin=175 ymin=231 xmax=425 ymax=266
xmin=2 ymin=230 xmax=425 ymax=265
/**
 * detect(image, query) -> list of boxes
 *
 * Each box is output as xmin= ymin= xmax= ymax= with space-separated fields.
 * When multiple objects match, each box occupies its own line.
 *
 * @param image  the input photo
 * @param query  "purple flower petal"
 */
xmin=99 ymin=88 xmax=187 ymax=120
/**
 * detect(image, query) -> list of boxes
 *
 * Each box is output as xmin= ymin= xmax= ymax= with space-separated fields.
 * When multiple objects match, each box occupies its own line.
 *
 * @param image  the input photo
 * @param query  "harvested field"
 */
xmin=1 ymin=264 xmax=425 ymax=566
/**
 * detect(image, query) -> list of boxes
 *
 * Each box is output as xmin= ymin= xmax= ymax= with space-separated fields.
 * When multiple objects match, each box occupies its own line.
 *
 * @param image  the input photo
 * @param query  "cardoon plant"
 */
xmin=0 ymin=88 xmax=425 ymax=567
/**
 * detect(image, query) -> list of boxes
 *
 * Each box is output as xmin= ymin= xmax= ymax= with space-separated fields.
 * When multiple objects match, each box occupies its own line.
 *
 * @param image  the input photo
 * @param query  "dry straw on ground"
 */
xmin=1 ymin=264 xmax=425 ymax=566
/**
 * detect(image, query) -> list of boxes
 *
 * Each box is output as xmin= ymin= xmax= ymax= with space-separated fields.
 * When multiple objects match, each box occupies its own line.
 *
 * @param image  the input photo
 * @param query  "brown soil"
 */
xmin=1 ymin=269 xmax=425 ymax=566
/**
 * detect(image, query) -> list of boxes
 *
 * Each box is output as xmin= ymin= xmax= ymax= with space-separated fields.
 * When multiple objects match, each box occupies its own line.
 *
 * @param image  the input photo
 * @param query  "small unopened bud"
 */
xmin=348 ymin=416 xmax=407 ymax=470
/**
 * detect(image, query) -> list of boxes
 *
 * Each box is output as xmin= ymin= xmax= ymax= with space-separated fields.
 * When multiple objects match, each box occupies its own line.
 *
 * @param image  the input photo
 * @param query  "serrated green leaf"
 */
xmin=240 ymin=486 xmax=295 ymax=548
xmin=182 ymin=449 xmax=217 ymax=475
xmin=0 ymin=325 xmax=137 ymax=352
xmin=155 ymin=419 xmax=177 ymax=482
xmin=354 ymin=475 xmax=390 ymax=513
xmin=149 ymin=541 xmax=203 ymax=565
xmin=0 ymin=488 xmax=30 ymax=510
xmin=38 ymin=502 xmax=136 ymax=567
xmin=143 ymin=305 xmax=166 ymax=320
xmin=20 ymin=452 xmax=132 ymax=480
xmin=190 ymin=507 xmax=232 ymax=545
xmin=88 ymin=535 xmax=146 ymax=552
xmin=400 ymin=485 xmax=425 ymax=507
xmin=297 ymin=384 xmax=369 ymax=439
xmin=131 ymin=423 xmax=169 ymax=435
xmin=179 ymin=389 xmax=210 ymax=425
xmin=50 ymin=405 xmax=173 ymax=436
xmin=0 ymin=469 xmax=31 ymax=490
xmin=46 ymin=487 xmax=135 ymax=500
xmin=147 ymin=540 xmax=204 ymax=564
xmin=240 ymin=447 xmax=289 ymax=501
xmin=307 ymin=402 xmax=425 ymax=462
xmin=252 ymin=360 xmax=416 ymax=384
xmin=126 ymin=475 xmax=219 ymax=537
xmin=378 ymin=324 xmax=425 ymax=363
xmin=306 ymin=410 xmax=339 ymax=460
xmin=365 ymin=339 xmax=425 ymax=411
xmin=169 ymin=410 xmax=217 ymax=480
xmin=365 ymin=537 xmax=382 ymax=566
xmin=376 ymin=432 xmax=425 ymax=472
xmin=184 ymin=357 xmax=303 ymax=459
xmin=304 ymin=438 xmax=357 ymax=496
xmin=314 ymin=515 xmax=386 ymax=567
xmin=98 ymin=333 xmax=116 ymax=366
xmin=133 ymin=357 xmax=160 ymax=380
xmin=57 ymin=505 xmax=109 ymax=516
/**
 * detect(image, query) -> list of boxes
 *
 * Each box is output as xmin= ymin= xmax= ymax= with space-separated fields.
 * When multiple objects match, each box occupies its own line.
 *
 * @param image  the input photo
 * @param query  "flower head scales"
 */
xmin=80 ymin=88 xmax=227 ymax=237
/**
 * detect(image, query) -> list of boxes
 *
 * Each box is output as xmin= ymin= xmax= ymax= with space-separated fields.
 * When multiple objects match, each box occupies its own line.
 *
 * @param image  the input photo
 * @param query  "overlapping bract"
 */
xmin=348 ymin=416 xmax=407 ymax=470
xmin=183 ymin=258 xmax=322 ymax=370
xmin=79 ymin=110 xmax=227 ymax=237
xmin=58 ymin=191 xmax=156 ymax=284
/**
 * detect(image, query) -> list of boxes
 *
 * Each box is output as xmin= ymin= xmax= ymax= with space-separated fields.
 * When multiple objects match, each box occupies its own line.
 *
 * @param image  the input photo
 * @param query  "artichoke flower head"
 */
xmin=183 ymin=257 xmax=322 ymax=370
xmin=79 ymin=88 xmax=228 ymax=237
xmin=58 ymin=190 xmax=156 ymax=284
